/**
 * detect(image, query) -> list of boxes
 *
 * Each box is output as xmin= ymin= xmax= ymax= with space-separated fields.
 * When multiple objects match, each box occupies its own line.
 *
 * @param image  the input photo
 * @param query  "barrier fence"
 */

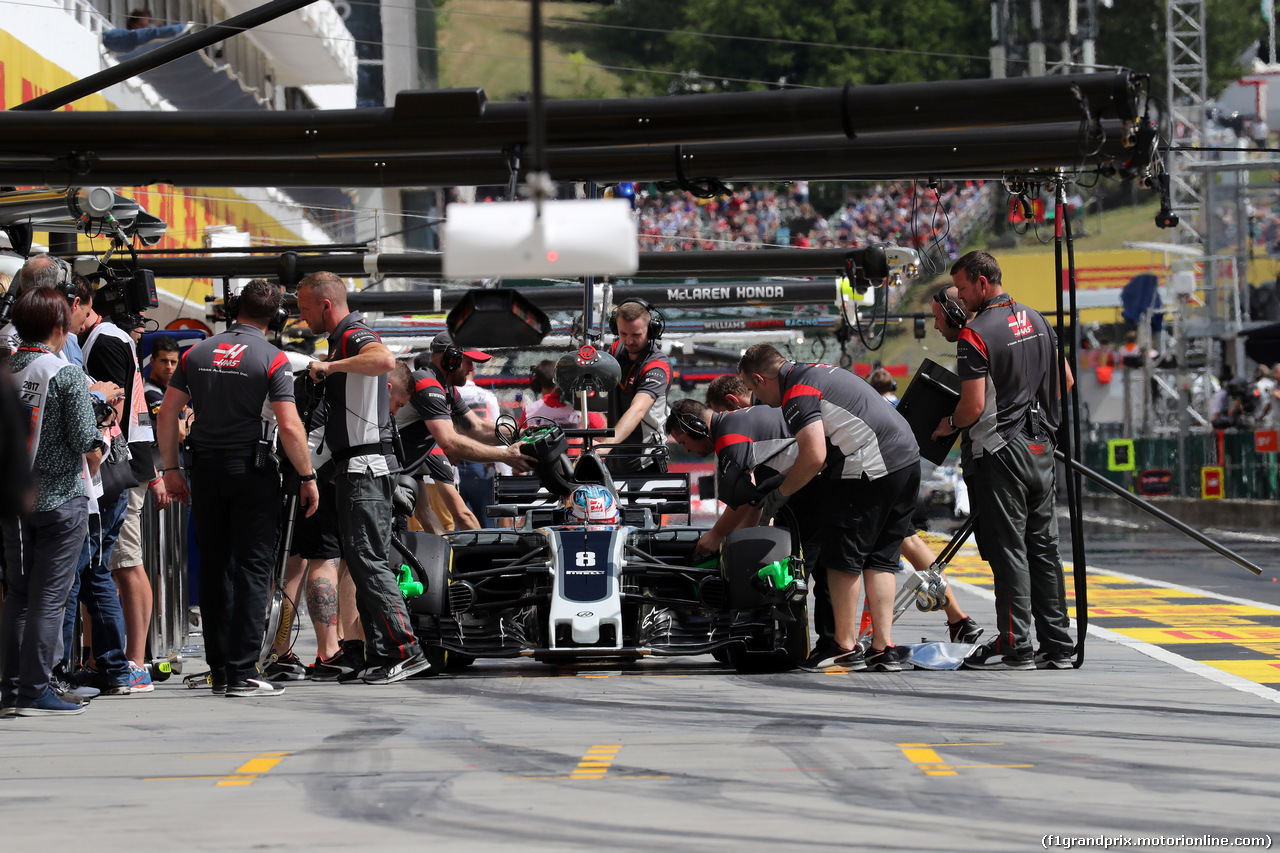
xmin=140 ymin=493 xmax=191 ymax=663
xmin=1082 ymin=431 xmax=1280 ymax=500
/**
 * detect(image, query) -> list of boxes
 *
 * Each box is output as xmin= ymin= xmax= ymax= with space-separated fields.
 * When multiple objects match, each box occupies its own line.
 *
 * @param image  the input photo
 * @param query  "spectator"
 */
xmin=1 ymin=288 xmax=106 ymax=717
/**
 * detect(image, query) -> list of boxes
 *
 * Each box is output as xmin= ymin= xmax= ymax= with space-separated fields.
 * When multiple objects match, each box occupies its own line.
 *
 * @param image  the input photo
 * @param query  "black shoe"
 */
xmin=947 ymin=617 xmax=984 ymax=645
xmin=864 ymin=645 xmax=910 ymax=672
xmin=1034 ymin=648 xmax=1074 ymax=670
xmin=212 ymin=677 xmax=228 ymax=696
xmin=963 ymin=641 xmax=1034 ymax=670
xmin=313 ymin=642 xmax=365 ymax=683
xmin=264 ymin=651 xmax=309 ymax=682
xmin=361 ymin=651 xmax=432 ymax=684
xmin=226 ymin=678 xmax=285 ymax=698
xmin=800 ymin=639 xmax=861 ymax=672
xmin=50 ymin=675 xmax=98 ymax=705
xmin=832 ymin=646 xmax=867 ymax=672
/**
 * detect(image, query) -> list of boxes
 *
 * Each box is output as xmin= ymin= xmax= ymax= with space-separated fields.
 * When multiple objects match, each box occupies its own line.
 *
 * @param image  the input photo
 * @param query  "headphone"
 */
xmin=934 ymin=289 xmax=967 ymax=330
xmin=226 ymin=284 xmax=290 ymax=332
xmin=609 ymin=297 xmax=666 ymax=342
xmin=668 ymin=407 xmax=710 ymax=440
xmin=50 ymin=257 xmax=77 ymax=303
xmin=434 ymin=342 xmax=463 ymax=373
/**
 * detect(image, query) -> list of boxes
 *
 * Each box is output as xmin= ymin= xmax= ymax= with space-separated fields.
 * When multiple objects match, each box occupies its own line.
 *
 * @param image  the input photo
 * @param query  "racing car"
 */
xmin=393 ymin=424 xmax=811 ymax=673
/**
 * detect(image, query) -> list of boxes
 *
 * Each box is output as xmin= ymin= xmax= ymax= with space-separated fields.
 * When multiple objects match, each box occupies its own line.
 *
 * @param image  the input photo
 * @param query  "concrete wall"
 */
xmin=1083 ymin=493 xmax=1280 ymax=531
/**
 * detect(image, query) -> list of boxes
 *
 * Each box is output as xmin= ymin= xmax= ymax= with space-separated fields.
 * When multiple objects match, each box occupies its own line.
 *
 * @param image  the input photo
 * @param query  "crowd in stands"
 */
xmin=631 ymin=181 xmax=988 ymax=253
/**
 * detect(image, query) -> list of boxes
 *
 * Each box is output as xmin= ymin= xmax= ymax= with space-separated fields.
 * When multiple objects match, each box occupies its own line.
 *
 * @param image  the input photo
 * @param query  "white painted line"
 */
xmin=945 ymin=573 xmax=1280 ymax=707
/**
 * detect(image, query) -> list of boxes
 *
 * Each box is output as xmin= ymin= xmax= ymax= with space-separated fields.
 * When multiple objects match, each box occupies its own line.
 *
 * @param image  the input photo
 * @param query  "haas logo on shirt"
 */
xmin=213 ymin=343 xmax=248 ymax=368
xmin=1007 ymin=310 xmax=1035 ymax=339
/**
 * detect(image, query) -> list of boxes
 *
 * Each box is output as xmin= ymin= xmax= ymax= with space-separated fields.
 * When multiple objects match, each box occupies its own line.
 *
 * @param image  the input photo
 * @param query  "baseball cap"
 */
xmin=430 ymin=330 xmax=492 ymax=362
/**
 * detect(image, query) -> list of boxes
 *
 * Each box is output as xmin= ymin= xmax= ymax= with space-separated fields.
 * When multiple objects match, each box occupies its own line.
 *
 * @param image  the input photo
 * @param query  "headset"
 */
xmin=667 ymin=406 xmax=710 ymax=440
xmin=226 ymin=280 xmax=290 ymax=332
xmin=432 ymin=338 xmax=464 ymax=373
xmin=933 ymin=288 xmax=968 ymax=330
xmin=50 ymin=256 xmax=78 ymax=302
xmin=608 ymin=297 xmax=666 ymax=342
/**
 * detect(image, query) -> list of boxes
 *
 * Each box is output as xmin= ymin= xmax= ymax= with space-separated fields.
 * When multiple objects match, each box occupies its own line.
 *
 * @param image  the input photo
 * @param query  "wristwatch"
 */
xmin=299 ymin=472 xmax=318 ymax=482
xmin=948 ymin=414 xmax=960 ymax=431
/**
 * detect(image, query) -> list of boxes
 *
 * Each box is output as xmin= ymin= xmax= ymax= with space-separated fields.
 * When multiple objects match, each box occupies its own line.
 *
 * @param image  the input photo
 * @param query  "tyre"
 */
xmin=445 ymin=653 xmax=476 ymax=671
xmin=721 ymin=526 xmax=792 ymax=609
xmin=781 ymin=597 xmax=810 ymax=667
xmin=726 ymin=644 xmax=793 ymax=673
xmin=396 ymin=530 xmax=452 ymax=616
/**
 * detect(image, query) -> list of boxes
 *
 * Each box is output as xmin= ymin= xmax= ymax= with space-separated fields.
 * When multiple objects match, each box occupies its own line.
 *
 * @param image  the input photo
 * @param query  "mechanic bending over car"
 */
xmin=700 ymin=375 xmax=984 ymax=650
xmin=739 ymin=344 xmax=921 ymax=673
xmin=595 ymin=298 xmax=671 ymax=474
xmin=387 ymin=360 xmax=480 ymax=533
xmin=386 ymin=333 xmax=532 ymax=514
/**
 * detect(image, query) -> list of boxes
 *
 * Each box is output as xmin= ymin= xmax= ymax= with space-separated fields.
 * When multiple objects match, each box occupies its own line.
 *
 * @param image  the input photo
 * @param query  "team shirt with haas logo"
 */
xmin=777 ymin=361 xmax=919 ymax=481
xmin=956 ymin=294 xmax=1062 ymax=459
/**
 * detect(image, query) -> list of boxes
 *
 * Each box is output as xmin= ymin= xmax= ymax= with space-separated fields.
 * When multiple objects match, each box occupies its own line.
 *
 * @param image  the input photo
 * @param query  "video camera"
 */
xmin=1225 ymin=377 xmax=1260 ymax=414
xmin=92 ymin=267 xmax=158 ymax=327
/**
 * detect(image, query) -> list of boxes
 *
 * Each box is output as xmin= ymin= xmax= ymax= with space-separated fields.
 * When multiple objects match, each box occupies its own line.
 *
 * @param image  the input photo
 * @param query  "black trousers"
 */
xmin=190 ymin=456 xmax=281 ymax=684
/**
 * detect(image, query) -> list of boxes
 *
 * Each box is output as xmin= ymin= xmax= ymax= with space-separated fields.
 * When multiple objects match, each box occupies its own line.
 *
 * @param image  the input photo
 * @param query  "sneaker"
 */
xmin=211 ymin=677 xmax=228 ymax=696
xmin=226 ymin=678 xmax=286 ymax=698
xmin=263 ymin=652 xmax=309 ymax=682
xmin=50 ymin=675 xmax=98 ymax=705
xmin=14 ymin=687 xmax=86 ymax=716
xmin=361 ymin=651 xmax=432 ymax=684
xmin=947 ymin=616 xmax=985 ymax=645
xmin=963 ymin=641 xmax=1034 ymax=670
xmin=0 ymin=705 xmax=16 ymax=718
xmin=800 ymin=639 xmax=862 ymax=672
xmin=832 ymin=646 xmax=868 ymax=672
xmin=126 ymin=663 xmax=154 ymax=694
xmin=312 ymin=641 xmax=365 ymax=683
xmin=864 ymin=645 xmax=911 ymax=673
xmin=1035 ymin=648 xmax=1074 ymax=670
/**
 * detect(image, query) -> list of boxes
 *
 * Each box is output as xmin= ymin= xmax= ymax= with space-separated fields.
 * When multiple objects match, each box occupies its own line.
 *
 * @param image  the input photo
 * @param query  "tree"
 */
xmin=1095 ymin=0 xmax=1262 ymax=103
xmin=593 ymin=0 xmax=991 ymax=94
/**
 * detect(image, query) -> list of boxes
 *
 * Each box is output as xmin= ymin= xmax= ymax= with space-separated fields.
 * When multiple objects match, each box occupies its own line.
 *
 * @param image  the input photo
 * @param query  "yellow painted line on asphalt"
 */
xmin=145 ymin=752 xmax=289 ymax=787
xmin=897 ymin=742 xmax=1029 ymax=777
xmin=570 ymin=744 xmax=621 ymax=779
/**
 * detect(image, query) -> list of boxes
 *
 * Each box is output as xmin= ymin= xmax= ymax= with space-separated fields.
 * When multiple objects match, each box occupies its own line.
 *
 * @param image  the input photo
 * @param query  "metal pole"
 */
xmin=1056 ymin=451 xmax=1263 ymax=575
xmin=13 ymin=0 xmax=322 ymax=112
xmin=1056 ymin=179 xmax=1089 ymax=666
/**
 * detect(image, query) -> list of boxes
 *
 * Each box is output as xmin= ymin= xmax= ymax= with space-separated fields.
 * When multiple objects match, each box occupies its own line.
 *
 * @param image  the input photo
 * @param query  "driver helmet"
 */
xmin=567 ymin=484 xmax=619 ymax=524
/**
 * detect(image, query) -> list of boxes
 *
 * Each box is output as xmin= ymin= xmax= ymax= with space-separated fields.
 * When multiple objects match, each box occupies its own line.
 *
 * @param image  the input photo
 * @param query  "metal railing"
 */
xmin=139 ymin=492 xmax=191 ymax=662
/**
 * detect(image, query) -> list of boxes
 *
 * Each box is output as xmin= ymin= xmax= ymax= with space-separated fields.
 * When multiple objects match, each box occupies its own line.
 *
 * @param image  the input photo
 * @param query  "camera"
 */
xmin=92 ymin=396 xmax=116 ymax=428
xmin=1225 ymin=377 xmax=1259 ymax=413
xmin=92 ymin=268 xmax=158 ymax=326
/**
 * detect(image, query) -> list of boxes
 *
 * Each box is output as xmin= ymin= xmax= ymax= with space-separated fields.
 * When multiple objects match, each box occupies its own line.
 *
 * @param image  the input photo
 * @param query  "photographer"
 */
xmin=158 ymin=279 xmax=318 ymax=698
xmin=80 ymin=282 xmax=167 ymax=693
xmin=1 ymin=288 xmax=106 ymax=717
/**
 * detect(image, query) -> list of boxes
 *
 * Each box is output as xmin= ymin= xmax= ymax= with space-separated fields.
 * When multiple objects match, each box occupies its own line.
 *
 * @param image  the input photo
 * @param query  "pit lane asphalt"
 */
xmin=2 ymin=529 xmax=1278 ymax=852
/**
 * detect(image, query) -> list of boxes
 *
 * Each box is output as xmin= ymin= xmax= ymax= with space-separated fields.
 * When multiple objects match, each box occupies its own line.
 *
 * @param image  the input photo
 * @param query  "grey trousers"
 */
xmin=967 ymin=437 xmax=1073 ymax=656
xmin=1 ymin=497 xmax=89 ymax=703
xmin=336 ymin=470 xmax=420 ymax=665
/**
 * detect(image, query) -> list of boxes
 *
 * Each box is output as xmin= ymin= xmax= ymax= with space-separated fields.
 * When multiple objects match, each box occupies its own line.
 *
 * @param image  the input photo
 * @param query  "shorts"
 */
xmin=109 ymin=484 xmax=147 ymax=569
xmin=819 ymin=463 xmax=919 ymax=576
xmin=289 ymin=479 xmax=342 ymax=561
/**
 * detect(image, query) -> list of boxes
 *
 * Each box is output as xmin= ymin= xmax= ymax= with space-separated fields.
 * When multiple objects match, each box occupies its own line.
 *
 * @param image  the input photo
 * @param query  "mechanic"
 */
xmin=596 ymin=298 xmax=671 ymax=474
xmin=703 ymin=374 xmax=983 ymax=650
xmin=75 ymin=273 xmax=162 ymax=694
xmin=739 ymin=343 xmax=921 ymax=673
xmin=158 ymin=279 xmax=318 ymax=697
xmin=295 ymin=271 xmax=431 ymax=684
xmin=262 ymin=348 xmax=349 ymax=683
xmin=386 ymin=360 xmax=480 ymax=533
xmin=930 ymin=251 xmax=1074 ymax=670
xmin=396 ymin=334 xmax=530 ymax=505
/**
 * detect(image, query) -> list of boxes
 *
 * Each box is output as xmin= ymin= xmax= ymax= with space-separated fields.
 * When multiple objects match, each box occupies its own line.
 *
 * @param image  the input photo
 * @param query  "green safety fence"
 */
xmin=1082 ymin=432 xmax=1280 ymax=500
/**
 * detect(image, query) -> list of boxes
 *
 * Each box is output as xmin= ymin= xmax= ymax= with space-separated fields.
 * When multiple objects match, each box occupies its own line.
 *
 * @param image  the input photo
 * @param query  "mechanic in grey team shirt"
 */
xmin=739 ymin=344 xmax=921 ymax=674
xmin=295 ymin=271 xmax=431 ymax=684
xmin=931 ymin=251 xmax=1075 ymax=671
xmin=158 ymin=279 xmax=319 ymax=698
